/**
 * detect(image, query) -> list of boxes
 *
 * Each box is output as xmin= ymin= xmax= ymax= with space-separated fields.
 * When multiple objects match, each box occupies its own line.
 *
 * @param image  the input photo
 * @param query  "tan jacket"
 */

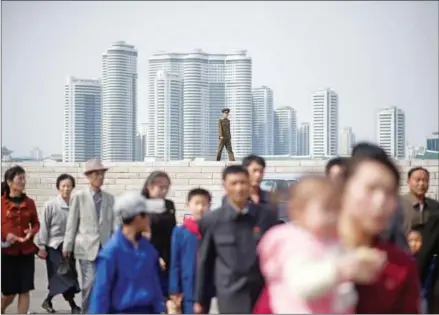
xmin=63 ymin=188 xmax=115 ymax=261
xmin=401 ymin=192 xmax=439 ymax=233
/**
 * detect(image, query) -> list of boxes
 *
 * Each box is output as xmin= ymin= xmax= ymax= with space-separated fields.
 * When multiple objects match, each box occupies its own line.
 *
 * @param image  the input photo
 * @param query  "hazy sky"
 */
xmin=2 ymin=1 xmax=438 ymax=156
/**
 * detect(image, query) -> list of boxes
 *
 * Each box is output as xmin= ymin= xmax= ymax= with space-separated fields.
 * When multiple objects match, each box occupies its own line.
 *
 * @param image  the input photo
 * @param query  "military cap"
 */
xmin=222 ymin=108 xmax=230 ymax=114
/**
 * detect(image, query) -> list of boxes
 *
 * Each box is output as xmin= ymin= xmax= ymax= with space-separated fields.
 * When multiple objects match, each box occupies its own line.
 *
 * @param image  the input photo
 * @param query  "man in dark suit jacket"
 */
xmin=401 ymin=167 xmax=439 ymax=233
xmin=417 ymin=212 xmax=439 ymax=313
xmin=194 ymin=165 xmax=277 ymax=314
xmin=242 ymin=155 xmax=279 ymax=209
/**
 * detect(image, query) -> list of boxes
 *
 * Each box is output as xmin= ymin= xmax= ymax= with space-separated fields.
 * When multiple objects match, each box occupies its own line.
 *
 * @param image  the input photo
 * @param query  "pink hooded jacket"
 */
xmin=258 ymin=223 xmax=358 ymax=314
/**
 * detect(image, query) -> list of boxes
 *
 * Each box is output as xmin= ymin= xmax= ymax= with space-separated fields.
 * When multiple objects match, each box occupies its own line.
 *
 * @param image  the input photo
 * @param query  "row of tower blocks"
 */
xmin=63 ymin=41 xmax=406 ymax=162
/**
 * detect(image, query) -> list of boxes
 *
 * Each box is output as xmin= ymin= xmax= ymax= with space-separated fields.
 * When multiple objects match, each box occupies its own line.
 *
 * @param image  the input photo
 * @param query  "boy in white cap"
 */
xmin=88 ymin=192 xmax=166 ymax=314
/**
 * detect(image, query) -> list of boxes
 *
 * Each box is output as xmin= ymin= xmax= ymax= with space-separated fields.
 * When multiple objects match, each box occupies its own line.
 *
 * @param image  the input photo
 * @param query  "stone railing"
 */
xmin=2 ymin=159 xmax=438 ymax=222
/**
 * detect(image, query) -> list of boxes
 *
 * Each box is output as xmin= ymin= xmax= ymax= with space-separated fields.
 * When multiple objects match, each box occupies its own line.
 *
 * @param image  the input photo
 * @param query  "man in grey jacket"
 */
xmin=62 ymin=159 xmax=115 ymax=313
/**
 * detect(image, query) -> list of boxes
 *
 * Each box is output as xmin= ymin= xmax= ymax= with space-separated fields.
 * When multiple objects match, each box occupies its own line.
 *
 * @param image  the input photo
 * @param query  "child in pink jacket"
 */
xmin=256 ymin=176 xmax=386 ymax=314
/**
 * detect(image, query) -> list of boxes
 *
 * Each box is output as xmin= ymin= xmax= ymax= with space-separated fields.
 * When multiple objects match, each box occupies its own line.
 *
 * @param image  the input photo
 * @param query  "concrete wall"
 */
xmin=2 ymin=160 xmax=438 ymax=222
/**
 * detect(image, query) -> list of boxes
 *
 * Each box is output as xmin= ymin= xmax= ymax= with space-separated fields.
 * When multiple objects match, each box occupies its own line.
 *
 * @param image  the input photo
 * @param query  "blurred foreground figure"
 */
xmin=339 ymin=154 xmax=421 ymax=313
xmin=254 ymin=177 xmax=385 ymax=314
xmin=88 ymin=192 xmax=166 ymax=314
xmin=351 ymin=142 xmax=408 ymax=250
xmin=194 ymin=165 xmax=277 ymax=314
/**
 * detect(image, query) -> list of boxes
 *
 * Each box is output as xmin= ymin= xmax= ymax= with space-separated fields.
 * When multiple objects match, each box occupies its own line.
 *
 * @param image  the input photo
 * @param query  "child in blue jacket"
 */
xmin=89 ymin=192 xmax=166 ymax=314
xmin=168 ymin=188 xmax=215 ymax=314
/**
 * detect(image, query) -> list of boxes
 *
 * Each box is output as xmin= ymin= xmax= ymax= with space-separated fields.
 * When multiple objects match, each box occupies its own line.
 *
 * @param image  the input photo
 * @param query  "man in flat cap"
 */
xmin=89 ymin=192 xmax=166 ymax=314
xmin=216 ymin=108 xmax=235 ymax=161
xmin=63 ymin=159 xmax=115 ymax=313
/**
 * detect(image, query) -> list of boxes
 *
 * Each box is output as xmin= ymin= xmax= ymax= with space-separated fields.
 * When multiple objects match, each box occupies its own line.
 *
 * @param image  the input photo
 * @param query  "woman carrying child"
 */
xmin=254 ymin=146 xmax=421 ymax=314
xmin=254 ymin=176 xmax=385 ymax=314
xmin=338 ymin=152 xmax=421 ymax=313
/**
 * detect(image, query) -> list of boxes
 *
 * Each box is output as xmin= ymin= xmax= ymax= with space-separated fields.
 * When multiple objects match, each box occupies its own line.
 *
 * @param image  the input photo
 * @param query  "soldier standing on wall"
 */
xmin=216 ymin=108 xmax=235 ymax=161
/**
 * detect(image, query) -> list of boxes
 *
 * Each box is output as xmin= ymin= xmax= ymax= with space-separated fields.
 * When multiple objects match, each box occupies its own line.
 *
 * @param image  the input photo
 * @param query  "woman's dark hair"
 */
xmin=242 ymin=154 xmax=266 ymax=169
xmin=325 ymin=157 xmax=348 ymax=175
xmin=351 ymin=142 xmax=388 ymax=159
xmin=1 ymin=165 xmax=26 ymax=196
xmin=56 ymin=173 xmax=76 ymax=190
xmin=345 ymin=154 xmax=400 ymax=188
xmin=141 ymin=171 xmax=171 ymax=199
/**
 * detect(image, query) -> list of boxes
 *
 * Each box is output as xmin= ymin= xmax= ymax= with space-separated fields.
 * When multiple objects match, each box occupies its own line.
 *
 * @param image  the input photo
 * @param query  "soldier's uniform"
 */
xmin=216 ymin=108 xmax=235 ymax=161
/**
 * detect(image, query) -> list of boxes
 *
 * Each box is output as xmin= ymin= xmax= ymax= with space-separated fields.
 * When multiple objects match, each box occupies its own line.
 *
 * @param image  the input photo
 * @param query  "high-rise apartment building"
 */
xmin=63 ymin=77 xmax=102 ymax=162
xmin=134 ymin=132 xmax=144 ymax=162
xmin=135 ymin=123 xmax=149 ymax=161
xmin=426 ymin=132 xmax=439 ymax=151
xmin=311 ymin=88 xmax=338 ymax=158
xmin=377 ymin=106 xmax=405 ymax=158
xmin=150 ymin=70 xmax=183 ymax=161
xmin=252 ymin=86 xmax=274 ymax=156
xmin=147 ymin=49 xmax=252 ymax=160
xmin=225 ymin=51 xmax=253 ymax=158
xmin=140 ymin=123 xmax=148 ymax=159
xmin=339 ymin=127 xmax=356 ymax=156
xmin=30 ymin=147 xmax=44 ymax=161
xmin=297 ymin=122 xmax=310 ymax=156
xmin=102 ymin=41 xmax=138 ymax=162
xmin=274 ymin=106 xmax=297 ymax=155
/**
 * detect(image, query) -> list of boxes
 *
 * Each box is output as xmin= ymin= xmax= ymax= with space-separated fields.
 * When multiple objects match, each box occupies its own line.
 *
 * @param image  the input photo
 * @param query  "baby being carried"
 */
xmin=254 ymin=176 xmax=386 ymax=314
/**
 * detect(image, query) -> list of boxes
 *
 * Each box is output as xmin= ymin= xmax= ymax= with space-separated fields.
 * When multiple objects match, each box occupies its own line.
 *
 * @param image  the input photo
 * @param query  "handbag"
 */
xmin=57 ymin=257 xmax=76 ymax=277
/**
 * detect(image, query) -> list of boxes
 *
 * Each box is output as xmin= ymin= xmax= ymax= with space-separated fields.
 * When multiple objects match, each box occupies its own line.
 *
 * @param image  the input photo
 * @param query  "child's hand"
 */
xmin=159 ymin=257 xmax=167 ymax=270
xmin=170 ymin=293 xmax=183 ymax=305
xmin=166 ymin=300 xmax=179 ymax=314
xmin=194 ymin=302 xmax=204 ymax=314
xmin=338 ymin=247 xmax=387 ymax=284
xmin=142 ymin=231 xmax=151 ymax=239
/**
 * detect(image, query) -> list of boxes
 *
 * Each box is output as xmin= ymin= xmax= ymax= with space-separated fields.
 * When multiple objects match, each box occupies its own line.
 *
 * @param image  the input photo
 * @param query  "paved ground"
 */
xmin=5 ymin=257 xmax=218 ymax=314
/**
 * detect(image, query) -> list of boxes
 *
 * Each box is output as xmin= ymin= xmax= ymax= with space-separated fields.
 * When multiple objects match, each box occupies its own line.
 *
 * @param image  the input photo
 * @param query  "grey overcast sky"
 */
xmin=2 ymin=1 xmax=438 ymax=156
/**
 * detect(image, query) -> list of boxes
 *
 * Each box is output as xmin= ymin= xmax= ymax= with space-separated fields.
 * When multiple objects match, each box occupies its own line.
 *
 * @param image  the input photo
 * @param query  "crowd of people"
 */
xmin=1 ymin=142 xmax=438 ymax=314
